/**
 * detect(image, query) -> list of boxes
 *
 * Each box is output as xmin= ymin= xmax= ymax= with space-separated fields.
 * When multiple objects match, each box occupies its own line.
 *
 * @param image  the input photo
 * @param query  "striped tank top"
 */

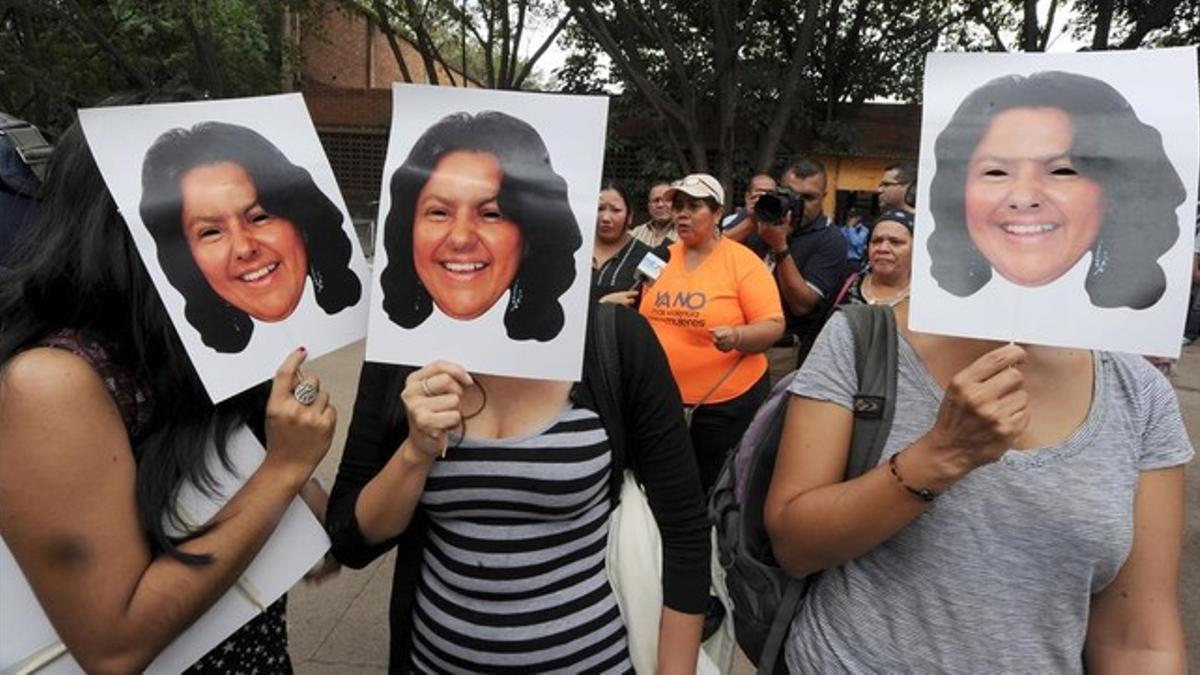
xmin=410 ymin=405 xmax=633 ymax=674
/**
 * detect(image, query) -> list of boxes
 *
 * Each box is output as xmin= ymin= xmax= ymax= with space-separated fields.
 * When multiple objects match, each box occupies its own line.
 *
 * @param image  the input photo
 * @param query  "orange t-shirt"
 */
xmin=639 ymin=238 xmax=784 ymax=404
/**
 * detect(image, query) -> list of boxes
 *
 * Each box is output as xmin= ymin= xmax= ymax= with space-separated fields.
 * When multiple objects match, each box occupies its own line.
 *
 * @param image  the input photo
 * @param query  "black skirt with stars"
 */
xmin=184 ymin=597 xmax=292 ymax=674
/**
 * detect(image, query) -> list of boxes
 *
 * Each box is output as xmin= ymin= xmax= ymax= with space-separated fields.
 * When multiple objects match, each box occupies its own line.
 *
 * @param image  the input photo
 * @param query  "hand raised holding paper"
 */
xmin=924 ymin=343 xmax=1029 ymax=472
xmin=401 ymin=361 xmax=475 ymax=460
xmin=264 ymin=347 xmax=337 ymax=481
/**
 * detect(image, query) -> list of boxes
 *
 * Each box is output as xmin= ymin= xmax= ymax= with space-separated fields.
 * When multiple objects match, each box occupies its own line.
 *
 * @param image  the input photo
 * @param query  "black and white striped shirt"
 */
xmin=410 ymin=405 xmax=633 ymax=674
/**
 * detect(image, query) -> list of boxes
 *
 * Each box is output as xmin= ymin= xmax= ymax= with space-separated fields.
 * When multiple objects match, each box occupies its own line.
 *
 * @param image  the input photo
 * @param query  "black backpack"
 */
xmin=709 ymin=303 xmax=899 ymax=674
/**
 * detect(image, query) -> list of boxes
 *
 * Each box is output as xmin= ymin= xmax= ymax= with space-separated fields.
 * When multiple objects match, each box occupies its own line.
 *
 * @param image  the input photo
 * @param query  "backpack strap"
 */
xmin=757 ymin=578 xmax=807 ymax=675
xmin=756 ymin=304 xmax=898 ymax=675
xmin=828 ymin=271 xmax=860 ymax=316
xmin=0 ymin=113 xmax=51 ymax=183
xmin=842 ymin=303 xmax=899 ymax=479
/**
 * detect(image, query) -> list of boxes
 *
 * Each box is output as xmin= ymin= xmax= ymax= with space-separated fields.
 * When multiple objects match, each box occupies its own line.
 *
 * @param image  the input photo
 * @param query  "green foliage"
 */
xmin=1 ymin=0 xmax=287 ymax=134
xmin=349 ymin=0 xmax=566 ymax=90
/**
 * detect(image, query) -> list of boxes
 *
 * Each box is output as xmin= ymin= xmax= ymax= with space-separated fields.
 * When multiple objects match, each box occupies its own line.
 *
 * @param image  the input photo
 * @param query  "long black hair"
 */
xmin=380 ymin=111 xmax=582 ymax=341
xmin=140 ymin=122 xmax=361 ymax=353
xmin=0 ymin=115 xmax=259 ymax=564
xmin=928 ymin=71 xmax=1184 ymax=309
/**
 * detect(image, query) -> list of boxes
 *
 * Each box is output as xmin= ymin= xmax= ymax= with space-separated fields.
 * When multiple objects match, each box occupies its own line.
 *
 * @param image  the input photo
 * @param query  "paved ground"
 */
xmin=289 ymin=339 xmax=1200 ymax=673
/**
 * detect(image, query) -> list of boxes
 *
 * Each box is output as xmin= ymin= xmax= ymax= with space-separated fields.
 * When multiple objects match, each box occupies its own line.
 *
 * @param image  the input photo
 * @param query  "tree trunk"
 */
xmin=1091 ymin=0 xmax=1114 ymax=49
xmin=711 ymin=0 xmax=737 ymax=199
xmin=371 ymin=0 xmax=414 ymax=82
xmin=1021 ymin=0 xmax=1040 ymax=51
xmin=822 ymin=0 xmax=844 ymax=124
xmin=402 ymin=0 xmax=441 ymax=84
xmin=181 ymin=0 xmax=225 ymax=96
xmin=754 ymin=0 xmax=820 ymax=172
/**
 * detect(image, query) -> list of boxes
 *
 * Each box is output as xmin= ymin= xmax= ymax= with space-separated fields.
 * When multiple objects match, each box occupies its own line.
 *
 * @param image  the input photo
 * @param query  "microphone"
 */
xmin=630 ymin=251 xmax=667 ymax=291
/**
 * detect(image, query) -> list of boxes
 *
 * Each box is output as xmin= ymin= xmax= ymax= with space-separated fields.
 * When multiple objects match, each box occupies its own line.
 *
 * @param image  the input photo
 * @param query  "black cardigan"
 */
xmin=325 ymin=307 xmax=711 ymax=671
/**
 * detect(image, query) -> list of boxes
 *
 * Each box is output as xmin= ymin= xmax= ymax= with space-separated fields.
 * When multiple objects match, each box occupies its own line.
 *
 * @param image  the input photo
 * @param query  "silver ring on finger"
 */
xmin=421 ymin=378 xmax=434 ymax=397
xmin=293 ymin=380 xmax=319 ymax=406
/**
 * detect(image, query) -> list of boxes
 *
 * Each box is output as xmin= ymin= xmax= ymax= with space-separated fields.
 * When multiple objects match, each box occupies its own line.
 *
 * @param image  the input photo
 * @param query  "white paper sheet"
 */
xmin=0 ymin=426 xmax=329 ymax=674
xmin=365 ymin=84 xmax=608 ymax=381
xmin=909 ymin=47 xmax=1199 ymax=357
xmin=78 ymin=94 xmax=371 ymax=403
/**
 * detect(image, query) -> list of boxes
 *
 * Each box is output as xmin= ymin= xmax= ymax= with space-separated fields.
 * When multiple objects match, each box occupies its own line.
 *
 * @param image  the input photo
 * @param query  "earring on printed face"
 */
xmin=508 ymin=279 xmax=524 ymax=311
xmin=1089 ymin=239 xmax=1110 ymax=277
xmin=415 ymin=279 xmax=429 ymax=313
xmin=967 ymin=255 xmax=983 ymax=280
xmin=311 ymin=269 xmax=325 ymax=293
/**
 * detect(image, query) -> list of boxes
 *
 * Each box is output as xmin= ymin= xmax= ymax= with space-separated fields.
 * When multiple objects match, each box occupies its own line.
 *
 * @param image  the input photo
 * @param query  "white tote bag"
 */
xmin=606 ymin=471 xmax=733 ymax=674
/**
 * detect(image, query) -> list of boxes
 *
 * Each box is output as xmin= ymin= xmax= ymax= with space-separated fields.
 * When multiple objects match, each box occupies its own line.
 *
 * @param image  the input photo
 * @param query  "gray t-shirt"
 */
xmin=785 ymin=313 xmax=1193 ymax=674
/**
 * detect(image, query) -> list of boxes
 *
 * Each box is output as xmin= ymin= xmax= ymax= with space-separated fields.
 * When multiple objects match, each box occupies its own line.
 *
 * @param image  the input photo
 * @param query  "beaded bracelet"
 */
xmin=888 ymin=452 xmax=936 ymax=503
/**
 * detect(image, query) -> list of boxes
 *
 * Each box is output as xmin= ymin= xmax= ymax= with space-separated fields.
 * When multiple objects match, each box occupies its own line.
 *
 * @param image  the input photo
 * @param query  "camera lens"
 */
xmin=756 ymin=193 xmax=785 ymax=224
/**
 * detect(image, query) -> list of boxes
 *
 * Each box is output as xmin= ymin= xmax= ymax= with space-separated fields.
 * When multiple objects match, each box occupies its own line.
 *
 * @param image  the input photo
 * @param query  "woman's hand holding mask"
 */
xmin=264 ymin=347 xmax=337 ymax=483
xmin=402 ymin=361 xmax=475 ymax=460
xmin=926 ymin=344 xmax=1030 ymax=473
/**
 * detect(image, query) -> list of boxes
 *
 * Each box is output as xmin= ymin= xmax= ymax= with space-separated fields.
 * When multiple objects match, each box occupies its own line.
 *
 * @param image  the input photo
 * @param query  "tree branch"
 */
xmin=967 ymin=1 xmax=1009 ymax=52
xmin=755 ymin=0 xmax=820 ymax=171
xmin=512 ymin=11 xmax=570 ymax=89
xmin=1091 ymin=0 xmax=1114 ymax=49
xmin=1118 ymin=0 xmax=1185 ymax=49
xmin=61 ymin=0 xmax=153 ymax=89
xmin=499 ymin=0 xmax=511 ymax=85
xmin=1039 ymin=0 xmax=1059 ymax=50
xmin=505 ymin=0 xmax=526 ymax=87
xmin=564 ymin=1 xmax=688 ymax=125
xmin=399 ymin=0 xmax=441 ymax=84
xmin=371 ymin=0 xmax=414 ymax=82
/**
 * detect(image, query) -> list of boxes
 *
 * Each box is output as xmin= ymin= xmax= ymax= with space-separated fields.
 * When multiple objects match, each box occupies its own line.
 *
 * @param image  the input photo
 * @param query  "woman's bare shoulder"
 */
xmin=0 ymin=347 xmax=128 ymax=454
xmin=1 ymin=346 xmax=112 ymax=401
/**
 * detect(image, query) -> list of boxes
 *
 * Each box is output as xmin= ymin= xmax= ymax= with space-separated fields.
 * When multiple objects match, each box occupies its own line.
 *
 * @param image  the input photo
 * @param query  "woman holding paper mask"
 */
xmin=0 ymin=115 xmax=338 ymax=673
xmin=326 ymin=306 xmax=711 ymax=672
xmin=927 ymin=70 xmax=1185 ymax=309
xmin=592 ymin=180 xmax=663 ymax=306
xmin=765 ymin=298 xmax=1191 ymax=671
xmin=637 ymin=173 xmax=785 ymax=493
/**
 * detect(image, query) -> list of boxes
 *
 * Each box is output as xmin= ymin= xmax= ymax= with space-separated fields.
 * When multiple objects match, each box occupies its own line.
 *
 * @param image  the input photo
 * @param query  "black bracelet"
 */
xmin=888 ymin=452 xmax=936 ymax=503
xmin=771 ymin=248 xmax=790 ymax=264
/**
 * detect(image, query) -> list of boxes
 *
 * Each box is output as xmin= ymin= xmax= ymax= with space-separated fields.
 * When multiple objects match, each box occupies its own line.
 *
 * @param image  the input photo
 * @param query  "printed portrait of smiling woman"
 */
xmin=140 ymin=122 xmax=362 ymax=353
xmin=381 ymin=111 xmax=581 ymax=341
xmin=928 ymin=71 xmax=1186 ymax=309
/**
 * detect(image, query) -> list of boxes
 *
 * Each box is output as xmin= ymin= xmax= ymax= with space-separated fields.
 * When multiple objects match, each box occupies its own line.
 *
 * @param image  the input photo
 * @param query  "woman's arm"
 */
xmin=710 ymin=317 xmax=785 ymax=354
xmin=612 ymin=309 xmax=709 ymax=670
xmin=764 ymin=343 xmax=1028 ymax=577
xmin=299 ymin=479 xmax=341 ymax=583
xmin=0 ymin=347 xmax=333 ymax=674
xmin=1085 ymin=467 xmax=1187 ymax=674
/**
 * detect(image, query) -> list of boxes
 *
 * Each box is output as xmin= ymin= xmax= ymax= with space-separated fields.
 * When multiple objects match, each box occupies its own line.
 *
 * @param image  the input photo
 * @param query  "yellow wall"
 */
xmin=814 ymin=155 xmax=898 ymax=217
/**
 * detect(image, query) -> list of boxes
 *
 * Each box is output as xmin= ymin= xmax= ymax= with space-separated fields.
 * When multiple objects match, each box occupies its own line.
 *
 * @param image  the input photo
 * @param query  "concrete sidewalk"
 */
xmin=289 ymin=340 xmax=1200 ymax=673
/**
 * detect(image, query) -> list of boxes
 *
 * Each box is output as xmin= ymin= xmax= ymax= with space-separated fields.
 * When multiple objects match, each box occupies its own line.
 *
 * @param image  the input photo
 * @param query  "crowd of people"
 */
xmin=0 ymin=92 xmax=1192 ymax=675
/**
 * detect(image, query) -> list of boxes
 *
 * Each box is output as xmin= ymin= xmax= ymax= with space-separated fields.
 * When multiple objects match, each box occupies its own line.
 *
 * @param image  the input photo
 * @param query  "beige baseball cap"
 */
xmin=664 ymin=173 xmax=724 ymax=205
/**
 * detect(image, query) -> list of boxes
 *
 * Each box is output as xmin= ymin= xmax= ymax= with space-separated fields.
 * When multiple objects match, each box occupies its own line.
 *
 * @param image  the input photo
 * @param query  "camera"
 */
xmin=754 ymin=188 xmax=802 ymax=226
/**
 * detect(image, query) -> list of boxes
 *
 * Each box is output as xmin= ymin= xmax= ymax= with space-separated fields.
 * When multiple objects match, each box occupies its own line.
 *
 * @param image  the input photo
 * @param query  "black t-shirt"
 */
xmin=744 ymin=214 xmax=847 ymax=344
xmin=590 ymin=236 xmax=670 ymax=302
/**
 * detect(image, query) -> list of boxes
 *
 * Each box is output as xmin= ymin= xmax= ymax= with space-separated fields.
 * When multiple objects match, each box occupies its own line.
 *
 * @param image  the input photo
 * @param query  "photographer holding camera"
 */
xmin=742 ymin=158 xmax=847 ymax=378
xmin=722 ymin=173 xmax=777 ymax=243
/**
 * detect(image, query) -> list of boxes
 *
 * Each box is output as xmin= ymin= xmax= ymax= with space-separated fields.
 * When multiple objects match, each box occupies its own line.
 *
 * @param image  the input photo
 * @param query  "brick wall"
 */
xmin=300 ymin=2 xmax=476 ymax=90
